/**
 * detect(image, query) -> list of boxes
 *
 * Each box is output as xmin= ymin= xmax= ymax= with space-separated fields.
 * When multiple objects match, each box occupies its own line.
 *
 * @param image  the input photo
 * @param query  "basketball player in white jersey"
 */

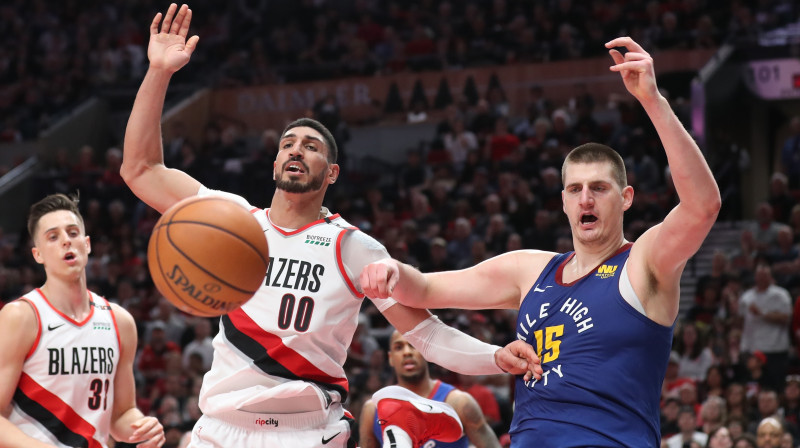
xmin=121 ymin=5 xmax=541 ymax=448
xmin=0 ymin=193 xmax=164 ymax=448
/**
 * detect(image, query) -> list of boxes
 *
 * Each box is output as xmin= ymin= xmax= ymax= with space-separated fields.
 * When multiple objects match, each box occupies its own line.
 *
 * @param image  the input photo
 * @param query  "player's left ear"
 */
xmin=622 ymin=185 xmax=634 ymax=211
xmin=31 ymin=246 xmax=44 ymax=265
xmin=85 ymin=235 xmax=91 ymax=254
xmin=328 ymin=164 xmax=340 ymax=184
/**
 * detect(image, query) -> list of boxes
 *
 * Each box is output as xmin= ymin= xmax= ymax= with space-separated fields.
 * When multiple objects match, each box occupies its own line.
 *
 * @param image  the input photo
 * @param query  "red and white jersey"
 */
xmin=10 ymin=289 xmax=120 ymax=448
xmin=197 ymin=188 xmax=395 ymax=416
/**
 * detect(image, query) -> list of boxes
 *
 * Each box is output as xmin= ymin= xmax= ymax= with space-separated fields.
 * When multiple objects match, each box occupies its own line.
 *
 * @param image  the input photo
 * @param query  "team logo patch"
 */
xmin=595 ymin=264 xmax=618 ymax=279
xmin=305 ymin=234 xmax=331 ymax=246
xmin=93 ymin=321 xmax=112 ymax=331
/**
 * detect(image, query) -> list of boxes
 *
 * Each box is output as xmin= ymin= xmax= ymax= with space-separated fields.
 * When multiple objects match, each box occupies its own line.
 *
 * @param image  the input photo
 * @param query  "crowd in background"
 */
xmin=2 ymin=0 xmax=797 ymax=141
xmin=1 ymin=1 xmax=800 ymax=448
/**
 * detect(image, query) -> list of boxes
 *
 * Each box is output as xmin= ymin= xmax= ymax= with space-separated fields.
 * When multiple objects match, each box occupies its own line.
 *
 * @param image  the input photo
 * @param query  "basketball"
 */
xmin=147 ymin=196 xmax=270 ymax=317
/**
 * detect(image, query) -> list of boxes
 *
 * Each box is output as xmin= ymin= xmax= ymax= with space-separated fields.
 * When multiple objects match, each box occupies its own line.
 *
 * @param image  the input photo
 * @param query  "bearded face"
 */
xmin=275 ymin=156 xmax=327 ymax=193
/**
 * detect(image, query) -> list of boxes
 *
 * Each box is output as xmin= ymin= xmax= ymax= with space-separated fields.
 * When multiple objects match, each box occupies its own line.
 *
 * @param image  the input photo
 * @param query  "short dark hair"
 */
xmin=562 ymin=143 xmax=627 ymax=190
xmin=281 ymin=118 xmax=338 ymax=164
xmin=28 ymin=193 xmax=83 ymax=238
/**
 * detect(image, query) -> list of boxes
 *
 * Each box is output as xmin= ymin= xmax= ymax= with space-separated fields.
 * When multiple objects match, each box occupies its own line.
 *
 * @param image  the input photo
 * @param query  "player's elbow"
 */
xmin=686 ymin=187 xmax=721 ymax=222
xmin=119 ymin=158 xmax=144 ymax=185
xmin=120 ymin=157 xmax=160 ymax=191
xmin=704 ymin=190 xmax=722 ymax=219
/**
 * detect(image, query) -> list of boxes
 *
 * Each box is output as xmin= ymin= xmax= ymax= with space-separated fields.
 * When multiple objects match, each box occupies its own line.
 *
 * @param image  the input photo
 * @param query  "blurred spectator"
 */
xmin=701 ymin=365 xmax=728 ymax=402
xmin=755 ymin=417 xmax=785 ymax=448
xmin=707 ymin=425 xmax=734 ymax=448
xmin=750 ymin=203 xmax=784 ymax=253
xmin=700 ymin=396 xmax=728 ymax=434
xmin=662 ymin=396 xmax=681 ymax=438
xmin=748 ymin=390 xmax=783 ymax=435
xmin=181 ymin=318 xmax=214 ymax=372
xmin=739 ymin=264 xmax=792 ymax=391
xmin=782 ymin=375 xmax=800 ymax=438
xmin=768 ymin=173 xmax=794 ymax=224
xmin=734 ymin=434 xmax=758 ymax=448
xmin=727 ymin=382 xmax=751 ymax=423
xmin=665 ymin=406 xmax=708 ymax=448
xmin=137 ymin=320 xmax=181 ymax=391
xmin=780 ymin=116 xmax=800 ymax=189
xmin=675 ymin=321 xmax=714 ymax=382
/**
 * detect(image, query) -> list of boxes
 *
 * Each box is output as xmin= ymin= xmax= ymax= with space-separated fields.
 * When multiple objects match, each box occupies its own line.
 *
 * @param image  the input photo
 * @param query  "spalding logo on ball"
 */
xmin=147 ymin=196 xmax=270 ymax=317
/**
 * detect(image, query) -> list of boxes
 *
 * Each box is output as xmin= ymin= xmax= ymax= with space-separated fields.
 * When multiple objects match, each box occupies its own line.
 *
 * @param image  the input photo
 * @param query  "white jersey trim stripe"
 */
xmin=335 ymin=229 xmax=363 ymax=299
xmin=17 ymin=298 xmax=42 ymax=360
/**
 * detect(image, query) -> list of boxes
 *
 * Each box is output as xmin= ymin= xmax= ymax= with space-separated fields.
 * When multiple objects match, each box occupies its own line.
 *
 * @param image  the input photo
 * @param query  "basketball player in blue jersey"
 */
xmin=121 ymin=5 xmax=541 ymax=448
xmin=360 ymin=330 xmax=501 ymax=448
xmin=361 ymin=36 xmax=721 ymax=447
xmin=0 ymin=194 xmax=164 ymax=448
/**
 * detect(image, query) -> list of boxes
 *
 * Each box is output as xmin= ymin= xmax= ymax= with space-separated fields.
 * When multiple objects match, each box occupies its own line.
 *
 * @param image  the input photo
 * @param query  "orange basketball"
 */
xmin=147 ymin=196 xmax=269 ymax=317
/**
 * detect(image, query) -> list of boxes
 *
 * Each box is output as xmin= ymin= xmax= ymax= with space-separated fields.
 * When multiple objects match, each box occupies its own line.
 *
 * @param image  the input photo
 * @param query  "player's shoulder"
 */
xmin=511 ymin=249 xmax=558 ymax=261
xmin=107 ymin=301 xmax=136 ymax=334
xmin=491 ymin=249 xmax=557 ymax=271
xmin=0 ymin=299 xmax=39 ymax=350
xmin=326 ymin=213 xmax=357 ymax=230
xmin=444 ymin=388 xmax=483 ymax=420
xmin=328 ymin=216 xmax=385 ymax=250
xmin=0 ymin=298 xmax=38 ymax=325
xmin=107 ymin=301 xmax=133 ymax=319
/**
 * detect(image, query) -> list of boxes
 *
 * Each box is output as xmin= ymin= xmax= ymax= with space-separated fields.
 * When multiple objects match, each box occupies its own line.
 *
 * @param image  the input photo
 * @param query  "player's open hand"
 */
xmin=360 ymin=257 xmax=400 ymax=299
xmin=129 ymin=416 xmax=165 ymax=447
xmin=605 ymin=37 xmax=659 ymax=104
xmin=495 ymin=340 xmax=543 ymax=381
xmin=148 ymin=3 xmax=199 ymax=74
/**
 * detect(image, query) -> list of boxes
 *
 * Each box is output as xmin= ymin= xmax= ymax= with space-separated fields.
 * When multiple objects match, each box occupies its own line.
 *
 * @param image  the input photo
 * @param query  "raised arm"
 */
xmin=606 ymin=37 xmax=721 ymax=324
xmin=360 ymin=250 xmax=554 ymax=310
xmin=0 ymin=302 xmax=54 ymax=448
xmin=109 ymin=304 xmax=164 ymax=447
xmin=121 ymin=3 xmax=202 ymax=213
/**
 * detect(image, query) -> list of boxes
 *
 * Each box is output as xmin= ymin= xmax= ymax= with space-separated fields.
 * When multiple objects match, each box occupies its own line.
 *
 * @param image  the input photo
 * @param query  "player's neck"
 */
xmin=399 ymin=377 xmax=436 ymax=398
xmin=269 ymin=190 xmax=327 ymax=228
xmin=40 ymin=275 xmax=91 ymax=320
xmin=570 ymin=235 xmax=627 ymax=276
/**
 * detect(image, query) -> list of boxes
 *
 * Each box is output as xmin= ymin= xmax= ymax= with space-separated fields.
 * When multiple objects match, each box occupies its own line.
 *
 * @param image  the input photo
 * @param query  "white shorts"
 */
xmin=187 ymin=403 xmax=354 ymax=448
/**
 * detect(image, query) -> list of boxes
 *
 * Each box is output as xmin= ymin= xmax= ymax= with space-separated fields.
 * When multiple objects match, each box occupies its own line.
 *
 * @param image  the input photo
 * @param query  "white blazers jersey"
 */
xmin=199 ymin=207 xmax=365 ymax=416
xmin=10 ymin=289 xmax=120 ymax=448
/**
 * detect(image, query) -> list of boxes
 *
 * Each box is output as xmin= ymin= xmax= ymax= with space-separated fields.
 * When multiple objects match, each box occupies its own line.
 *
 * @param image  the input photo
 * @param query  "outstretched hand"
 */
xmin=605 ymin=37 xmax=660 ymax=104
xmin=148 ymin=3 xmax=199 ymax=74
xmin=495 ymin=340 xmax=543 ymax=381
xmin=360 ymin=258 xmax=400 ymax=299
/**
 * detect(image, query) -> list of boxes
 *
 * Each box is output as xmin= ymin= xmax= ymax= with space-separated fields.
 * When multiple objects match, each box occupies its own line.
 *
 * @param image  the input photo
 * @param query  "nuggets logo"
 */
xmin=595 ymin=264 xmax=618 ymax=279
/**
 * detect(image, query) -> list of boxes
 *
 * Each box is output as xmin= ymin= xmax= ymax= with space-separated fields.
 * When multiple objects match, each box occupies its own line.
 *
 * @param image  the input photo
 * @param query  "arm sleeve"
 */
xmin=404 ymin=315 xmax=504 ymax=375
xmin=340 ymin=230 xmax=397 ymax=312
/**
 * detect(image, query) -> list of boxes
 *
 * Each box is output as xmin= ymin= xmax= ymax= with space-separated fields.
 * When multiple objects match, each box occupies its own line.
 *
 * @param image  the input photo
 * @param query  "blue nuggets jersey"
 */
xmin=373 ymin=381 xmax=469 ymax=448
xmin=510 ymin=244 xmax=673 ymax=447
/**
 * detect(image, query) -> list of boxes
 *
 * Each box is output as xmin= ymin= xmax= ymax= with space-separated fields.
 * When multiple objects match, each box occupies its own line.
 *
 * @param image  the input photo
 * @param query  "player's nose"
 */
xmin=578 ymin=188 xmax=594 ymax=206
